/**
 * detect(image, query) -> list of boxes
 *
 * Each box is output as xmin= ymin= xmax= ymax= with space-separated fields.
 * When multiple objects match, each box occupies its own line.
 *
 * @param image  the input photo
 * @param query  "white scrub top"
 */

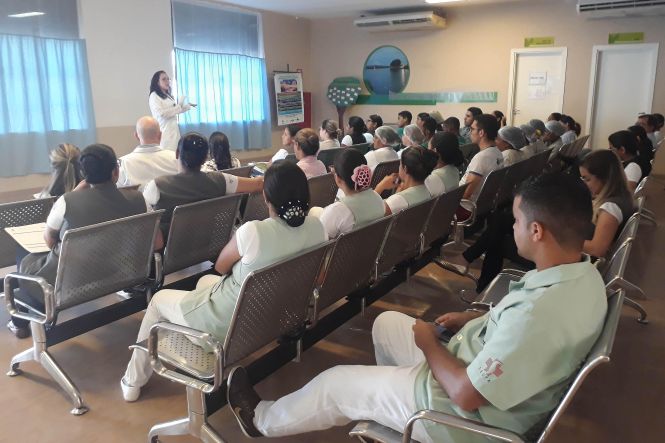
xmin=149 ymin=91 xmax=191 ymax=151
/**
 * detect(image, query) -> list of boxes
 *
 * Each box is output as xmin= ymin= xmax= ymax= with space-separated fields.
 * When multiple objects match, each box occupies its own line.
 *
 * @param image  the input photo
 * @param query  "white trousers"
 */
xmin=254 ymin=311 xmax=433 ymax=443
xmin=123 ymin=275 xmax=223 ymax=387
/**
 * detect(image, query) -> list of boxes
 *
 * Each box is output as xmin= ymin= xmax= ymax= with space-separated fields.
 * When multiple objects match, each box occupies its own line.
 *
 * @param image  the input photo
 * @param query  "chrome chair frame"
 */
xmin=350 ymin=290 xmax=625 ymax=443
xmin=139 ymin=242 xmax=331 ymax=443
xmin=4 ymin=211 xmax=162 ymax=415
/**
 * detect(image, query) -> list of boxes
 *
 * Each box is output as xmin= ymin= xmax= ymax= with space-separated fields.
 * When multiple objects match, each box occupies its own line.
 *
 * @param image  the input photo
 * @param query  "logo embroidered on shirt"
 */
xmin=480 ymin=357 xmax=504 ymax=382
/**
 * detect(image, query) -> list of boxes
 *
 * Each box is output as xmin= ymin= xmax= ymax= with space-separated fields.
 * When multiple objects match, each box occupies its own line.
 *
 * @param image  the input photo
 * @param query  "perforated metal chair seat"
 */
xmin=136 ymin=331 xmax=216 ymax=381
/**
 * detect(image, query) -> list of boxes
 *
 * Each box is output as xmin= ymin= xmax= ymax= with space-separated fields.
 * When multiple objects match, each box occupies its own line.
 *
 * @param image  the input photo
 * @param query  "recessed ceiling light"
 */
xmin=8 ymin=11 xmax=45 ymax=18
xmin=425 ymin=0 xmax=464 ymax=3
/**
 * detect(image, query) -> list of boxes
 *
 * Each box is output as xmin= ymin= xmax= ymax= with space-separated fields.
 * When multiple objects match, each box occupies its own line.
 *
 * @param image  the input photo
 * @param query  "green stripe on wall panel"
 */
xmin=356 ymin=91 xmax=498 ymax=105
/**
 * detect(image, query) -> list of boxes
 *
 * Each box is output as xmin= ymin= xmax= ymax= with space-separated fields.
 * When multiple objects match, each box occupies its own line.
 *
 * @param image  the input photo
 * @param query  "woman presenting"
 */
xmin=148 ymin=70 xmax=195 ymax=150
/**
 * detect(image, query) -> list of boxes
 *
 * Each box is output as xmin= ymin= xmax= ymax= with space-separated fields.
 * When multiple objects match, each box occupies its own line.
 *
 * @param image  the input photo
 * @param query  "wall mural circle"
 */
xmin=363 ymin=45 xmax=410 ymax=95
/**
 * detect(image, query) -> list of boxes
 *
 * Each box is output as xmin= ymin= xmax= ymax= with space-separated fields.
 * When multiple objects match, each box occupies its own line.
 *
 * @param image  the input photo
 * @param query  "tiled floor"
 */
xmin=1 ymin=178 xmax=664 ymax=442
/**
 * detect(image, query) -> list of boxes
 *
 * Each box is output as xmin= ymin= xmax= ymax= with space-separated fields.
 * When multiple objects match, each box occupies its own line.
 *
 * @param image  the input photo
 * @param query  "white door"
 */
xmin=507 ymin=48 xmax=567 ymax=126
xmin=586 ymin=44 xmax=659 ymax=149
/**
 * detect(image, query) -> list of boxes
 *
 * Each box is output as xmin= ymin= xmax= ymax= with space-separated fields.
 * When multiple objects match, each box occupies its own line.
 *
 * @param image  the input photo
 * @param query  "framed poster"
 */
xmin=274 ymin=72 xmax=304 ymax=126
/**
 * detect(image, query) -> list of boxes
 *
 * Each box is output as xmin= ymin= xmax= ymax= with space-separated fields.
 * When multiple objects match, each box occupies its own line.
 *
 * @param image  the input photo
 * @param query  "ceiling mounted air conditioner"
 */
xmin=354 ymin=11 xmax=446 ymax=32
xmin=577 ymin=0 xmax=665 ymax=18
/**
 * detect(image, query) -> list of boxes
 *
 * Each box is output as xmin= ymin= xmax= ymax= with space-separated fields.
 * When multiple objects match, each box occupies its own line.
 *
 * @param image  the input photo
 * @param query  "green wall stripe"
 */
xmin=356 ymin=91 xmax=498 ymax=105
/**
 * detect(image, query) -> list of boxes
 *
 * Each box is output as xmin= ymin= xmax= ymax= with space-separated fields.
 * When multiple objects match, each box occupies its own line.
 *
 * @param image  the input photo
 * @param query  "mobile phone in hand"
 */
xmin=432 ymin=322 xmax=455 ymax=342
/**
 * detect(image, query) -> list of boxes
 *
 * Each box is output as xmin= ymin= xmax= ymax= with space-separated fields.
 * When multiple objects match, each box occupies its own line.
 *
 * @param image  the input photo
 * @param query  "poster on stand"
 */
xmin=274 ymin=72 xmax=304 ymax=126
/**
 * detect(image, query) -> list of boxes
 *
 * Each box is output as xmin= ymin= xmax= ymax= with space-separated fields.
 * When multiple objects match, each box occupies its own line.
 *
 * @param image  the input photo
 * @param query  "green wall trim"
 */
xmin=356 ymin=91 xmax=498 ymax=106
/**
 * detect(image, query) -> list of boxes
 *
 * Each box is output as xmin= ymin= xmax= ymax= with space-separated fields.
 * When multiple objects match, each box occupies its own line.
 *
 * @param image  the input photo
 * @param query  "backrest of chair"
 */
xmin=459 ymin=143 xmax=480 ymax=163
xmin=496 ymin=158 xmax=535 ymax=208
xmin=602 ymin=238 xmax=633 ymax=284
xmin=634 ymin=176 xmax=648 ymax=197
xmin=308 ymin=173 xmax=338 ymax=208
xmin=474 ymin=166 xmax=509 ymax=217
xmin=0 ymin=197 xmax=57 ymax=268
xmin=284 ymin=153 xmax=297 ymax=163
xmin=317 ymin=217 xmax=393 ymax=314
xmin=242 ymin=192 xmax=269 ymax=222
xmin=530 ymin=148 xmax=553 ymax=176
xmin=162 ymin=194 xmax=242 ymax=275
xmin=223 ymin=242 xmax=332 ymax=368
xmin=317 ymin=148 xmax=344 ymax=171
xmin=221 ymin=165 xmax=253 ymax=178
xmin=54 ymin=211 xmax=161 ymax=311
xmin=535 ymin=289 xmax=623 ymax=443
xmin=370 ymin=160 xmax=400 ymax=189
xmin=422 ymin=185 xmax=467 ymax=248
xmin=119 ymin=184 xmax=140 ymax=191
xmin=376 ymin=198 xmax=437 ymax=275
xmin=349 ymin=143 xmax=371 ymax=155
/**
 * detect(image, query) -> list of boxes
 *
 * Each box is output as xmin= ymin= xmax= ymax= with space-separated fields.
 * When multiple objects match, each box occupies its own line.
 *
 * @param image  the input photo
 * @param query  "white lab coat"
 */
xmin=148 ymin=92 xmax=191 ymax=151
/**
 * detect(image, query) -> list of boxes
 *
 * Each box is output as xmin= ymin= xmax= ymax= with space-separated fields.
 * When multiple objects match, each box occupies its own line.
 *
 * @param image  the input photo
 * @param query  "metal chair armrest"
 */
xmin=500 ymin=268 xmax=526 ymax=278
xmin=403 ymin=409 xmax=526 ymax=443
xmin=3 ymin=272 xmax=54 ymax=324
xmin=153 ymin=252 xmax=164 ymax=291
xmin=148 ymin=321 xmax=224 ymax=394
xmin=458 ymin=199 xmax=477 ymax=227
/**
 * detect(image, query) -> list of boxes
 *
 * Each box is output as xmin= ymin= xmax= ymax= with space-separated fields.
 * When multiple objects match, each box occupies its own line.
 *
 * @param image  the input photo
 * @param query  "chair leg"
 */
xmin=200 ymin=423 xmax=226 ymax=443
xmin=149 ymin=386 xmax=224 ymax=443
xmin=623 ymin=297 xmax=649 ymax=325
xmin=148 ymin=417 xmax=190 ymax=443
xmin=640 ymin=214 xmax=657 ymax=226
xmin=39 ymin=350 xmax=88 ymax=415
xmin=431 ymin=258 xmax=478 ymax=284
xmin=616 ymin=278 xmax=647 ymax=300
xmin=7 ymin=346 xmax=37 ymax=376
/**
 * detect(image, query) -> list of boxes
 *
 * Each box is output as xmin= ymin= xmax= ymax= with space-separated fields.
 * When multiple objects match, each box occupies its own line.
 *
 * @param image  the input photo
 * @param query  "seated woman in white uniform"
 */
xmin=341 ymin=116 xmax=373 ymax=147
xmin=121 ymin=161 xmax=327 ymax=401
xmin=425 ymin=132 xmax=463 ymax=197
xmin=398 ymin=124 xmax=425 ymax=156
xmin=375 ymin=146 xmax=438 ymax=215
xmin=365 ymin=126 xmax=401 ymax=172
xmin=608 ymin=130 xmax=651 ymax=192
xmin=309 ymin=149 xmax=385 ymax=238
xmin=579 ymin=150 xmax=635 ymax=258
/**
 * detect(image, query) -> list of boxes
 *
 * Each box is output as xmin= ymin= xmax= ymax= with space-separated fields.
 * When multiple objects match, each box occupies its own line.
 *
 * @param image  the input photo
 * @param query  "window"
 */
xmin=0 ymin=0 xmax=95 ymax=177
xmin=172 ymin=1 xmax=271 ymax=150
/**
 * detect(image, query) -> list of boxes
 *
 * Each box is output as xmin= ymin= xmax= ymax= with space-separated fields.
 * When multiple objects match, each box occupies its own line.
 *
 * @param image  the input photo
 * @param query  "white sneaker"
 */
xmin=121 ymin=378 xmax=141 ymax=402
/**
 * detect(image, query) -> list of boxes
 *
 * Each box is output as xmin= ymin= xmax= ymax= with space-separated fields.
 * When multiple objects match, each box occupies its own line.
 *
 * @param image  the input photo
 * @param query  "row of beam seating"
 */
xmin=1 ymin=171 xmax=465 ymax=419
xmin=351 ymin=173 xmax=656 ymax=443
xmin=433 ymin=148 xmax=553 ymax=280
xmin=132 ymin=185 xmax=467 ymax=442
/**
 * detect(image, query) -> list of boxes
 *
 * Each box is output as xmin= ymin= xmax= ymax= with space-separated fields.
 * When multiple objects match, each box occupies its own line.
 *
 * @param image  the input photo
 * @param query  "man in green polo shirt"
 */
xmin=227 ymin=173 xmax=608 ymax=443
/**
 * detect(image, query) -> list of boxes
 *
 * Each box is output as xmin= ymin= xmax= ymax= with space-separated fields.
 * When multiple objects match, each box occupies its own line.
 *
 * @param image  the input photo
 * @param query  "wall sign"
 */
xmin=524 ymin=37 xmax=555 ymax=47
xmin=609 ymin=32 xmax=644 ymax=44
xmin=274 ymin=72 xmax=304 ymax=126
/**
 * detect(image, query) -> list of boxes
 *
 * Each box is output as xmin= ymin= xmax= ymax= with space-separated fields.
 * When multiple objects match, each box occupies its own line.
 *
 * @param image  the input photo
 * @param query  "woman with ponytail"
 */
xmin=309 ymin=149 xmax=385 ymax=238
xmin=122 ymin=161 xmax=326 ymax=402
xmin=375 ymin=146 xmax=438 ymax=215
xmin=36 ymin=143 xmax=83 ymax=198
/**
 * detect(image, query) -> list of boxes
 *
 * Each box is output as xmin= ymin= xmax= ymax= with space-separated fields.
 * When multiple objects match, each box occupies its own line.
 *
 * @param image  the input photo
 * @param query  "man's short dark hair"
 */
xmin=80 ymin=144 xmax=117 ymax=184
xmin=177 ymin=132 xmax=208 ymax=170
xmin=515 ymin=172 xmax=593 ymax=249
xmin=653 ymin=113 xmax=664 ymax=130
xmin=417 ymin=112 xmax=429 ymax=121
xmin=398 ymin=110 xmax=412 ymax=123
xmin=443 ymin=116 xmax=460 ymax=131
xmin=467 ymin=107 xmax=483 ymax=117
xmin=473 ymin=114 xmax=499 ymax=140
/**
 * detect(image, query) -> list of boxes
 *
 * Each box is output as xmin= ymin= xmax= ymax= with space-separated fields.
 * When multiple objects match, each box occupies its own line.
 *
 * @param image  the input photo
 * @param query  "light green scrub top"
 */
xmin=414 ymin=260 xmax=607 ymax=442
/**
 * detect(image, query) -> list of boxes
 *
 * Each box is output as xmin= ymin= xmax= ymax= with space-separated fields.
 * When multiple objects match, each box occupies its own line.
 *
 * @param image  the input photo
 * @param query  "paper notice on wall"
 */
xmin=528 ymin=72 xmax=547 ymax=86
xmin=528 ymin=86 xmax=547 ymax=100
xmin=274 ymin=73 xmax=304 ymax=126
